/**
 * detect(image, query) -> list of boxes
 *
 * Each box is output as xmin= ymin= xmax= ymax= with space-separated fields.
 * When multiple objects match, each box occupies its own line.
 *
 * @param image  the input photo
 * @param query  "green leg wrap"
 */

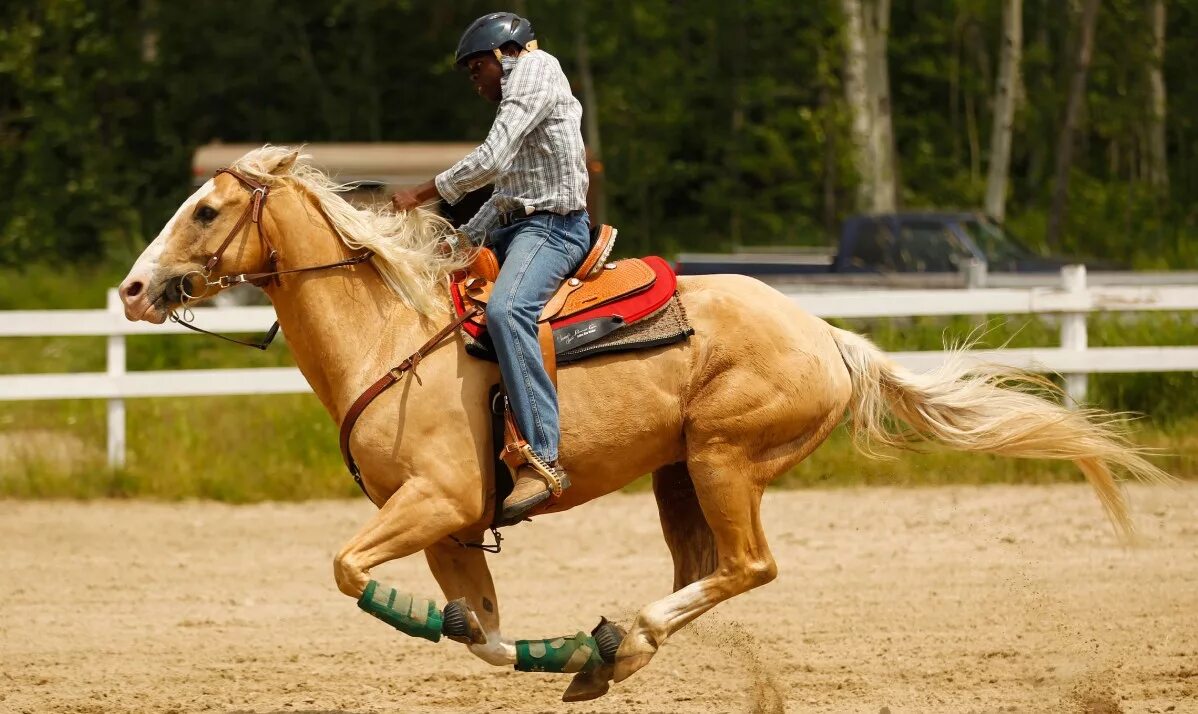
xmin=357 ymin=580 xmax=443 ymax=643
xmin=515 ymin=632 xmax=605 ymax=674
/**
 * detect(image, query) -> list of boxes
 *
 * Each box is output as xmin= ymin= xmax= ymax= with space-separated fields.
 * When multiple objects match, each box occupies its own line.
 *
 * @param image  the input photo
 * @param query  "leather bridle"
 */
xmin=169 ymin=167 xmax=374 ymax=349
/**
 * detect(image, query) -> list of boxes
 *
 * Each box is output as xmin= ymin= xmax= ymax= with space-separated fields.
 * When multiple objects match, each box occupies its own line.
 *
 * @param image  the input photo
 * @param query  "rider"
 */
xmin=392 ymin=12 xmax=589 ymax=525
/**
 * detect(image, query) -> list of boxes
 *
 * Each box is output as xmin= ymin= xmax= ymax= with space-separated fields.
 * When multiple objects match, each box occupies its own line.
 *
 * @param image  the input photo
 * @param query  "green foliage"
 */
xmin=0 ymin=0 xmax=161 ymax=264
xmin=4 ymin=0 xmax=1198 ymax=262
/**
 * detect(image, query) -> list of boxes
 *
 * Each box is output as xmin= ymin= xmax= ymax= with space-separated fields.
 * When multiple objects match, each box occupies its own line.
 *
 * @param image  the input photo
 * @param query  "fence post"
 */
xmin=1060 ymin=265 xmax=1088 ymax=407
xmin=106 ymin=288 xmax=126 ymax=469
xmin=962 ymin=258 xmax=989 ymax=326
xmin=962 ymin=258 xmax=988 ymax=289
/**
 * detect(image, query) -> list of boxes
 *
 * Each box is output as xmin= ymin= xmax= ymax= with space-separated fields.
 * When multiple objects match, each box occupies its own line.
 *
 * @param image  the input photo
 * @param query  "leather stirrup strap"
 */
xmin=537 ymin=321 xmax=557 ymax=388
xmin=339 ymin=307 xmax=479 ymax=501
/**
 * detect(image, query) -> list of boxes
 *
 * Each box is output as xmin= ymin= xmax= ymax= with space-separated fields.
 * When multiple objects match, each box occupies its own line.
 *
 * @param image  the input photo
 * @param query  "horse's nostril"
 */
xmin=124 ymin=281 xmax=144 ymax=298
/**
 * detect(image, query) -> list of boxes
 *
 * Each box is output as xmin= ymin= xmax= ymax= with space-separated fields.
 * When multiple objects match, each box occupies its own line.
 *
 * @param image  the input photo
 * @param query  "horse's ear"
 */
xmin=261 ymin=148 xmax=300 ymax=175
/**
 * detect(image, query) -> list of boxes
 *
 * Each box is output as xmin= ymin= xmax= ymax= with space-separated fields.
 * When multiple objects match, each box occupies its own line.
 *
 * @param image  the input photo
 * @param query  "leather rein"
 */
xmin=169 ymin=167 xmax=373 ymax=349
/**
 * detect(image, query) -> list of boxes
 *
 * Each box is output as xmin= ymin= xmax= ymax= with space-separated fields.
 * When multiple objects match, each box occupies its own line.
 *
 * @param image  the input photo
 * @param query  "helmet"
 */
xmin=454 ymin=12 xmax=536 ymax=67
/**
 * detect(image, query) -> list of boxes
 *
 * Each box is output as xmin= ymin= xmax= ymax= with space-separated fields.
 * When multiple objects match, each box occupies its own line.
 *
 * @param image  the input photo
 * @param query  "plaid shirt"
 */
xmin=435 ymin=50 xmax=589 ymax=246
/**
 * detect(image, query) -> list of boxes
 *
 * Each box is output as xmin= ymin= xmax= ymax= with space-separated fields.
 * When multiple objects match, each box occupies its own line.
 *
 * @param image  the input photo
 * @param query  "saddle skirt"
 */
xmin=450 ymin=224 xmax=685 ymax=363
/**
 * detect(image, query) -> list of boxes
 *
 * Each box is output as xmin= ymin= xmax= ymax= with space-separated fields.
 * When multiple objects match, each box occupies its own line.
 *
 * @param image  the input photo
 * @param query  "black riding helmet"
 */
xmin=454 ymin=12 xmax=536 ymax=67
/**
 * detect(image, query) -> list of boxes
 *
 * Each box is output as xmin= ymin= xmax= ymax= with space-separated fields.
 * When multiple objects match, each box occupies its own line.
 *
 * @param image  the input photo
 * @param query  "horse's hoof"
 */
xmin=562 ymin=663 xmax=613 ymax=702
xmin=612 ymin=631 xmax=657 ymax=683
xmin=441 ymin=598 xmax=487 ymax=646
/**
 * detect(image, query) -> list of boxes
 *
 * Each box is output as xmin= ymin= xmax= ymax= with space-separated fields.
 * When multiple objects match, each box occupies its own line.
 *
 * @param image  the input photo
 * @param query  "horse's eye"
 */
xmin=195 ymin=205 xmax=218 ymax=223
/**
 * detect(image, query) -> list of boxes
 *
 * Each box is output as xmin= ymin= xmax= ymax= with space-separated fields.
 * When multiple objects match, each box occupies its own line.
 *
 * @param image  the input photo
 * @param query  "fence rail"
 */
xmin=1 ymin=266 xmax=1196 ymax=468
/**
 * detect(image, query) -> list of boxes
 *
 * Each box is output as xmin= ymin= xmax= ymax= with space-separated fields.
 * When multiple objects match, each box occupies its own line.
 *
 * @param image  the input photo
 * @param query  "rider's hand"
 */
xmin=391 ymin=179 xmax=440 ymax=213
xmin=437 ymin=232 xmax=466 ymax=256
xmin=391 ymin=189 xmax=423 ymax=213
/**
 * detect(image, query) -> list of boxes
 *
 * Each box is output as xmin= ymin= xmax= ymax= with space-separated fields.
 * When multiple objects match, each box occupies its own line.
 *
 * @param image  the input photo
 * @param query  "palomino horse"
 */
xmin=119 ymin=147 xmax=1168 ymax=701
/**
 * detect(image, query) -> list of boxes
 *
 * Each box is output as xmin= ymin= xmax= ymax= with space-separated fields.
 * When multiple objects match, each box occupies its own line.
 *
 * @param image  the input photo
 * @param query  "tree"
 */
xmin=1145 ymin=0 xmax=1168 ymax=190
xmin=841 ymin=0 xmax=896 ymax=213
xmin=574 ymin=4 xmax=605 ymax=224
xmin=984 ymin=0 xmax=1021 ymax=223
xmin=1046 ymin=0 xmax=1100 ymax=249
xmin=4 ymin=0 xmax=1198 ymax=267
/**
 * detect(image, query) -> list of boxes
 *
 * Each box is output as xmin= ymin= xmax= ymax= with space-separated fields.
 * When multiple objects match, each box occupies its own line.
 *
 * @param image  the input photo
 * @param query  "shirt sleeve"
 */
xmin=459 ymin=194 xmax=501 ymax=246
xmin=434 ymin=53 xmax=558 ymax=206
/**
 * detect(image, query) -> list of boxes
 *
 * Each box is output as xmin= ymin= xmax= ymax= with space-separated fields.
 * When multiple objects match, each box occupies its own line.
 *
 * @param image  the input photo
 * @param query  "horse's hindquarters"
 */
xmin=672 ymin=274 xmax=852 ymax=484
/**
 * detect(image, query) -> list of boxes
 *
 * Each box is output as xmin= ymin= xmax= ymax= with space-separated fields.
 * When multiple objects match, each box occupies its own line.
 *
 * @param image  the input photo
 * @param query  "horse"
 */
xmin=117 ymin=146 xmax=1169 ymax=702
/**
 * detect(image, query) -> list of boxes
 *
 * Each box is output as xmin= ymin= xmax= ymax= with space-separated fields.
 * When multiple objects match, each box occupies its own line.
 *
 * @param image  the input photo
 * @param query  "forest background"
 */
xmin=2 ymin=0 xmax=1196 ymax=497
xmin=3 ymin=0 xmax=1195 ymax=264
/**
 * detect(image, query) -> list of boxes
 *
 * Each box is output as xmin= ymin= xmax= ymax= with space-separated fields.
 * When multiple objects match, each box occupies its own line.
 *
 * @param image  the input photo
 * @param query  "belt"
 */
xmin=496 ymin=208 xmax=583 ymax=227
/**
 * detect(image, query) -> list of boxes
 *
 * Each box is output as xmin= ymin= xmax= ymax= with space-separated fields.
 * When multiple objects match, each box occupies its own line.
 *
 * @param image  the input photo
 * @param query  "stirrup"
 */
xmin=519 ymin=444 xmax=563 ymax=497
xmin=499 ymin=398 xmax=563 ymax=497
xmin=498 ymin=465 xmax=570 ymax=527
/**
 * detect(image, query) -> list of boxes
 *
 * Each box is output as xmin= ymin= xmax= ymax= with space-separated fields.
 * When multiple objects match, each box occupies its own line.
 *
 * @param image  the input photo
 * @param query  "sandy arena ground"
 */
xmin=1 ymin=484 xmax=1196 ymax=714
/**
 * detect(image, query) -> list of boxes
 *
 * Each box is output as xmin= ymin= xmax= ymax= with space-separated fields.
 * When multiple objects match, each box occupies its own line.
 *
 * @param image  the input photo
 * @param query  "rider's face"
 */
xmin=465 ymin=55 xmax=504 ymax=103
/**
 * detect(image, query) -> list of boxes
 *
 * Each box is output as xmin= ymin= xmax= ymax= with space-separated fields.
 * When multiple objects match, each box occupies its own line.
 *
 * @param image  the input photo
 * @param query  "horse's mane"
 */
xmin=231 ymin=145 xmax=470 ymax=316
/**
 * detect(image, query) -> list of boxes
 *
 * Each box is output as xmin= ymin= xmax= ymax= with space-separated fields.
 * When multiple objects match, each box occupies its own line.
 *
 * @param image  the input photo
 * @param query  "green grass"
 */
xmin=3 ymin=389 xmax=1190 ymax=500
xmin=1 ymin=263 xmax=1195 ymax=500
xmin=0 ymin=263 xmax=129 ymax=310
xmin=0 ymin=394 xmax=358 ymax=501
xmin=776 ymin=417 xmax=1198 ymax=488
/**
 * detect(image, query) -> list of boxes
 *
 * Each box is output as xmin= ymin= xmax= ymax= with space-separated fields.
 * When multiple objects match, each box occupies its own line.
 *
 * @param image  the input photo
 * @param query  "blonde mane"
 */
xmin=231 ymin=145 xmax=472 ymax=316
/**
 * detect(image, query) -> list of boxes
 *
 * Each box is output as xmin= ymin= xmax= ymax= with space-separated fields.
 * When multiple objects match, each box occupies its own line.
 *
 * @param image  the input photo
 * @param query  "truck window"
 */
xmin=848 ymin=221 xmax=896 ymax=270
xmin=896 ymin=222 xmax=970 ymax=272
xmin=961 ymin=219 xmax=1034 ymax=264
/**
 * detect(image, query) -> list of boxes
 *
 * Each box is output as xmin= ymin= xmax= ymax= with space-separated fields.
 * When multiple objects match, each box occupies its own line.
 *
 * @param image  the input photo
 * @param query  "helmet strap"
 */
xmin=492 ymin=39 xmax=538 ymax=61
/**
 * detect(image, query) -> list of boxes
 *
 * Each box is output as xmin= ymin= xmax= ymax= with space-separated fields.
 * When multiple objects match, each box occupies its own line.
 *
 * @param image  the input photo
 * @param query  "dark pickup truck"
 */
xmin=675 ymin=212 xmax=1120 ymax=276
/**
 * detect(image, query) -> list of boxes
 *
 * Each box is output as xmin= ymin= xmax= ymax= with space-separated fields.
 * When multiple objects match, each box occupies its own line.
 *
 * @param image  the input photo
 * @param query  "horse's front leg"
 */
xmin=426 ymin=537 xmax=625 ymax=702
xmin=333 ymin=478 xmax=487 ymax=645
xmin=424 ymin=539 xmax=515 ymax=665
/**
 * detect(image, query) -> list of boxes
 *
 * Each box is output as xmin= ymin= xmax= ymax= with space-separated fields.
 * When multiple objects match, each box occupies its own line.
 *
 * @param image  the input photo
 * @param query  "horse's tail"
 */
xmin=829 ymin=327 xmax=1173 ymax=540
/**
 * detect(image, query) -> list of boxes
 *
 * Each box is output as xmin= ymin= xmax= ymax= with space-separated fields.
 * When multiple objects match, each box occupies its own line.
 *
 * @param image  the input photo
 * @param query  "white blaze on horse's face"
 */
xmin=118 ymin=178 xmax=231 ymax=324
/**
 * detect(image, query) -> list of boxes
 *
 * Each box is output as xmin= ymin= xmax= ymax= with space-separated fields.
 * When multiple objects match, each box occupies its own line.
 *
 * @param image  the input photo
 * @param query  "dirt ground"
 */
xmin=1 ymin=484 xmax=1195 ymax=714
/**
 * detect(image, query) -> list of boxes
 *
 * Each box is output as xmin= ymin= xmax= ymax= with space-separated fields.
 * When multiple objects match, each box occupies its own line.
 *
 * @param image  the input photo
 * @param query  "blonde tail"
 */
xmin=830 ymin=328 xmax=1174 ymax=541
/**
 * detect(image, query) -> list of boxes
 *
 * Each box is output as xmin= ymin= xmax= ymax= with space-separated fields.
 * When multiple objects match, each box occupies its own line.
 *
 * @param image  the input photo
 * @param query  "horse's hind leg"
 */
xmin=552 ymin=464 xmax=716 ymax=701
xmin=614 ymin=452 xmax=777 ymax=683
xmin=653 ymin=462 xmax=718 ymax=590
xmin=427 ymin=533 xmax=622 ymax=702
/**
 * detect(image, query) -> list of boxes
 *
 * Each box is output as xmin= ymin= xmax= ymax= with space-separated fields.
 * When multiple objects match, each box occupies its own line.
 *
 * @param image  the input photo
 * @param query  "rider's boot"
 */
xmin=499 ymin=460 xmax=570 ymax=525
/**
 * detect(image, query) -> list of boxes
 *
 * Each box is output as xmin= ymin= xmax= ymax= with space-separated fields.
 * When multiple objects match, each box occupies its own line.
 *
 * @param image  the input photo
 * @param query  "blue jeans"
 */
xmin=487 ymin=211 xmax=591 ymax=464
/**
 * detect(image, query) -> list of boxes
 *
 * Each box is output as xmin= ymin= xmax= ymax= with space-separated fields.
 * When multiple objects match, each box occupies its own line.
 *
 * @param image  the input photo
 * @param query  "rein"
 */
xmin=169 ymin=167 xmax=374 ymax=349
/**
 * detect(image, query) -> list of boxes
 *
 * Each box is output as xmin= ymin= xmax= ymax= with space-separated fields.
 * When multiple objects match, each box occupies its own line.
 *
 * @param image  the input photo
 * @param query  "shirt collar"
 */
xmin=499 ymin=55 xmax=520 ymax=93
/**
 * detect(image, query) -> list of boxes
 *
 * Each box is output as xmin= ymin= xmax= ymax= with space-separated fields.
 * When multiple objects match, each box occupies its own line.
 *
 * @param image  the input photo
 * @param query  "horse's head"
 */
xmin=119 ymin=148 xmax=299 ymax=323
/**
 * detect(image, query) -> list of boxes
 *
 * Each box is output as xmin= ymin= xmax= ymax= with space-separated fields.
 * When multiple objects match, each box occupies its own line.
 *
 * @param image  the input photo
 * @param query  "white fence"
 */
xmin=2 ymin=266 xmax=1197 ymax=468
